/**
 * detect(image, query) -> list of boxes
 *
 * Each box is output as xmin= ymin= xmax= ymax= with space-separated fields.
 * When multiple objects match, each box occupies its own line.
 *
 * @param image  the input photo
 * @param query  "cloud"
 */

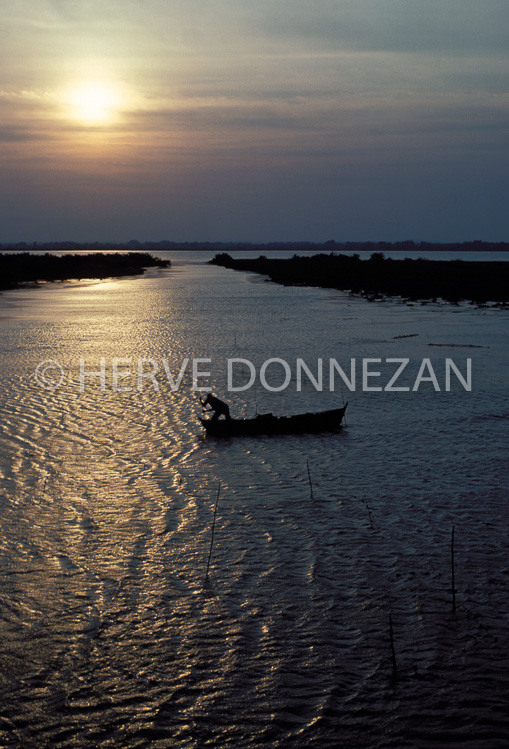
xmin=2 ymin=2 xmax=507 ymax=107
xmin=0 ymin=89 xmax=55 ymax=102
xmin=1 ymin=0 xmax=508 ymax=241
xmin=0 ymin=127 xmax=39 ymax=142
xmin=240 ymin=0 xmax=509 ymax=56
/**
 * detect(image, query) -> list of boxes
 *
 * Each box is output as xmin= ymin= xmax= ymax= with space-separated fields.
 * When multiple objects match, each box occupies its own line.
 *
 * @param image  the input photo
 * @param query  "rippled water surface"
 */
xmin=0 ymin=254 xmax=508 ymax=748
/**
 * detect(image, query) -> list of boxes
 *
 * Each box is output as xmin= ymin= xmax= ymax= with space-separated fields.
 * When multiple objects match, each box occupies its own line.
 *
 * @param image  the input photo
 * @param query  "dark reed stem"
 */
xmin=451 ymin=526 xmax=456 ymax=615
xmin=306 ymin=460 xmax=314 ymax=499
xmin=362 ymin=493 xmax=374 ymax=527
xmin=389 ymin=613 xmax=398 ymax=677
xmin=340 ymin=381 xmax=347 ymax=426
xmin=206 ymin=482 xmax=221 ymax=578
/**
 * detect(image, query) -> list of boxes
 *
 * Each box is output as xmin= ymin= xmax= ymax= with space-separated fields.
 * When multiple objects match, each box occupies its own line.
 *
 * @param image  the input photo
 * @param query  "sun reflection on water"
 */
xmin=0 ymin=257 xmax=508 ymax=746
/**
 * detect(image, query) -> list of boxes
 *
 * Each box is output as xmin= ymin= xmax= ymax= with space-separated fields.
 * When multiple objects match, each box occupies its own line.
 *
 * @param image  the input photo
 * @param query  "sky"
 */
xmin=1 ymin=0 xmax=508 ymax=243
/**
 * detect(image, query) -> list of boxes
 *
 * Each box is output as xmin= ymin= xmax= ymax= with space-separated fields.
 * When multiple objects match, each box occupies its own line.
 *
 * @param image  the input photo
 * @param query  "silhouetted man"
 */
xmin=201 ymin=394 xmax=231 ymax=422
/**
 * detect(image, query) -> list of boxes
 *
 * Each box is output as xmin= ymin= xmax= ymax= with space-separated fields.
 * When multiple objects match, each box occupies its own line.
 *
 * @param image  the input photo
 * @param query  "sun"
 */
xmin=64 ymin=81 xmax=126 ymax=126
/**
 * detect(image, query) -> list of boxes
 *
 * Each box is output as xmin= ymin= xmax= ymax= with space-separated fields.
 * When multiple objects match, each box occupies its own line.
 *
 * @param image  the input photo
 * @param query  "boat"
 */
xmin=199 ymin=402 xmax=348 ymax=437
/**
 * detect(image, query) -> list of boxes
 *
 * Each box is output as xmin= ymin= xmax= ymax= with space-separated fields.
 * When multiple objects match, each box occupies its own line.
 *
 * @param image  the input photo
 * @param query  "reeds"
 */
xmin=451 ymin=526 xmax=456 ymax=615
xmin=362 ymin=492 xmax=374 ymax=527
xmin=205 ymin=482 xmax=221 ymax=578
xmin=306 ymin=460 xmax=314 ymax=499
xmin=389 ymin=613 xmax=398 ymax=678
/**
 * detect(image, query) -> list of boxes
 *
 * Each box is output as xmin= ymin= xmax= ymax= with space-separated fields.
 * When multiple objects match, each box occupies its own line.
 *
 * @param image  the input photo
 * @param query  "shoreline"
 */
xmin=0 ymin=252 xmax=170 ymax=292
xmin=210 ymin=252 xmax=509 ymax=306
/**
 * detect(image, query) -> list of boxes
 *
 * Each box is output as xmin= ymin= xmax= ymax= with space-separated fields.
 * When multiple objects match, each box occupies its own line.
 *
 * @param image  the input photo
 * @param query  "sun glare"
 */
xmin=65 ymin=81 xmax=126 ymax=126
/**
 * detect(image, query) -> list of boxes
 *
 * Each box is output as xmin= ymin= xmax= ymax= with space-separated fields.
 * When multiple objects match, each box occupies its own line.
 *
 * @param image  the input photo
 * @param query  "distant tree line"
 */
xmin=1 ymin=240 xmax=509 ymax=253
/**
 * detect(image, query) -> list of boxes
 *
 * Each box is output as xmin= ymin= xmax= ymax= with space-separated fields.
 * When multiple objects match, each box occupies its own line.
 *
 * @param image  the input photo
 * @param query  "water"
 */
xmin=0 ymin=255 xmax=508 ymax=747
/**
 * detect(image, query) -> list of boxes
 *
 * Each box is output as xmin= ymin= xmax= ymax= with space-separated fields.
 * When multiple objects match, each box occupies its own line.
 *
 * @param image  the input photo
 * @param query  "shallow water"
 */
xmin=0 ymin=255 xmax=508 ymax=747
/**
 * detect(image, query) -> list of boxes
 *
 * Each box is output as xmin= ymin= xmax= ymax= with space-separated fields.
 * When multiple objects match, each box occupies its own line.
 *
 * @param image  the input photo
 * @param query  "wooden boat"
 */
xmin=200 ymin=403 xmax=348 ymax=437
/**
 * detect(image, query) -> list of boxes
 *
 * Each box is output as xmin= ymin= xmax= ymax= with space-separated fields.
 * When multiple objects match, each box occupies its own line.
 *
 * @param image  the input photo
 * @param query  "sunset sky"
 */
xmin=1 ymin=0 xmax=508 ymax=243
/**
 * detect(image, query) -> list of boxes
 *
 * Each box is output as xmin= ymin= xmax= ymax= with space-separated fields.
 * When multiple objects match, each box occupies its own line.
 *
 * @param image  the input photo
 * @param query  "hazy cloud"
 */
xmin=241 ymin=0 xmax=509 ymax=54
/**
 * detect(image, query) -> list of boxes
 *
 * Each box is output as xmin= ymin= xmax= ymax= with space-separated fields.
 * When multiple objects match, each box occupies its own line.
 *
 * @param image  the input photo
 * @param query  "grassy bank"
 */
xmin=0 ymin=252 xmax=170 ymax=291
xmin=210 ymin=252 xmax=509 ymax=305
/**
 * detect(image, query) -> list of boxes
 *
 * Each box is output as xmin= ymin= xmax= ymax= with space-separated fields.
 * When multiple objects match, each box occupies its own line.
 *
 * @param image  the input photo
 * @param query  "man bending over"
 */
xmin=201 ymin=394 xmax=231 ymax=422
